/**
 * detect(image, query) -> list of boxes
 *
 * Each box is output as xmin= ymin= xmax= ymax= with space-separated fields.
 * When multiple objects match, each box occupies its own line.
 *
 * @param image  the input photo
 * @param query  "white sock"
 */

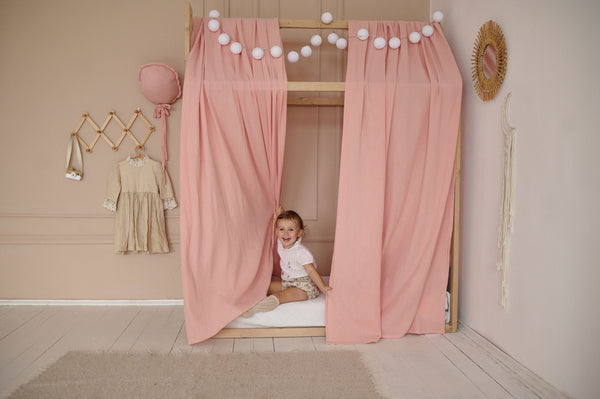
xmin=242 ymin=295 xmax=280 ymax=318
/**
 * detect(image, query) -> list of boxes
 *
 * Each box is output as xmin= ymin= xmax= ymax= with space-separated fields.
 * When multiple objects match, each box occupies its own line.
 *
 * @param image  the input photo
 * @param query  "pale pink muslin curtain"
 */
xmin=180 ymin=17 xmax=287 ymax=344
xmin=326 ymin=21 xmax=462 ymax=344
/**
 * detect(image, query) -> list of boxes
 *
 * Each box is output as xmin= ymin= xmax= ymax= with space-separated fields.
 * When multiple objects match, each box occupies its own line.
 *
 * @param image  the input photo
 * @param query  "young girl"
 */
xmin=243 ymin=210 xmax=331 ymax=317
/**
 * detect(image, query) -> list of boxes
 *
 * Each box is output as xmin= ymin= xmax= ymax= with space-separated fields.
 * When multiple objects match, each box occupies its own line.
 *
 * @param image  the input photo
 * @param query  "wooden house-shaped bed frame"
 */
xmin=184 ymin=3 xmax=460 ymax=338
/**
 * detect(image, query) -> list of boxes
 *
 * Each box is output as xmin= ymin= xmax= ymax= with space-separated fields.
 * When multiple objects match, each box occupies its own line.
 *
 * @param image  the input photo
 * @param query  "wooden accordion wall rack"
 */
xmin=185 ymin=4 xmax=460 ymax=335
xmin=70 ymin=108 xmax=154 ymax=153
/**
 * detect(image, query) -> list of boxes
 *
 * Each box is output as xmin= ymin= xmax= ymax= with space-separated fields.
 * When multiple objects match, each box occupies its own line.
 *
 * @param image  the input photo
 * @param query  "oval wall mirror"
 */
xmin=471 ymin=20 xmax=507 ymax=101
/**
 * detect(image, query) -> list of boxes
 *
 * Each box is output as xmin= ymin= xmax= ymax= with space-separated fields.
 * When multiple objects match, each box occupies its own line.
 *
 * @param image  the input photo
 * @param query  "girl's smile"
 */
xmin=276 ymin=219 xmax=302 ymax=249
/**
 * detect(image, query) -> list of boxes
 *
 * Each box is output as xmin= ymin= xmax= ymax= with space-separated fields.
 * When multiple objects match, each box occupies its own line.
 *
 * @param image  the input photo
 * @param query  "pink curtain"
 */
xmin=326 ymin=21 xmax=462 ymax=344
xmin=180 ymin=17 xmax=287 ymax=344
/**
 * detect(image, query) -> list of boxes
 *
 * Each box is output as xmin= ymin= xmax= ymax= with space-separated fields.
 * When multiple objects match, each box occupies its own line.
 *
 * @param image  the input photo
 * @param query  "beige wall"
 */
xmin=0 ymin=0 xmax=428 ymax=299
xmin=431 ymin=0 xmax=600 ymax=398
xmin=0 ymin=0 xmax=186 ymax=299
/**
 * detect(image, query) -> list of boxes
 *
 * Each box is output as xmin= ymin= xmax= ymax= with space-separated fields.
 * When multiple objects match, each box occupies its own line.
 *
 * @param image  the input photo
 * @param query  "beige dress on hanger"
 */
xmin=104 ymin=156 xmax=177 ymax=254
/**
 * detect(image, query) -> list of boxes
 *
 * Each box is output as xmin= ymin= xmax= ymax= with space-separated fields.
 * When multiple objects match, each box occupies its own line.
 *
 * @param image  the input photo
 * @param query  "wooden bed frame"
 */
xmin=184 ymin=3 xmax=460 ymax=339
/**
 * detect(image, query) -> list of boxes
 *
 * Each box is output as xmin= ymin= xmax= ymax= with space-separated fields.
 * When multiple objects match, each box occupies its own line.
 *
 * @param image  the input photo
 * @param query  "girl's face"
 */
xmin=276 ymin=219 xmax=302 ymax=249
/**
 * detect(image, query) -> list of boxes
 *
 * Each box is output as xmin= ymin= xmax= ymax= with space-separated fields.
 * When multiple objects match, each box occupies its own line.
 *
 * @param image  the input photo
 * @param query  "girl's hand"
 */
xmin=302 ymin=263 xmax=331 ymax=294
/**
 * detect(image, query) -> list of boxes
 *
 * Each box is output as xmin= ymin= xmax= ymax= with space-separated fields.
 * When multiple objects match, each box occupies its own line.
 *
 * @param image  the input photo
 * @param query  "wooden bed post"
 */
xmin=446 ymin=125 xmax=461 ymax=333
xmin=184 ymin=1 xmax=192 ymax=64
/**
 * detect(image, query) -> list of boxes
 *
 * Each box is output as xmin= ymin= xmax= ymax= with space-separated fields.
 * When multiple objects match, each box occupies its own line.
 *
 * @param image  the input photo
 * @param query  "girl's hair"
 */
xmin=275 ymin=210 xmax=305 ymax=230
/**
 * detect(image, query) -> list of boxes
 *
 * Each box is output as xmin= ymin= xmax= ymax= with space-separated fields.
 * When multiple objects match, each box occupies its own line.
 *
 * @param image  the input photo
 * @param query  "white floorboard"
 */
xmin=426 ymin=333 xmax=512 ymax=398
xmin=0 ymin=306 xmax=568 ymax=399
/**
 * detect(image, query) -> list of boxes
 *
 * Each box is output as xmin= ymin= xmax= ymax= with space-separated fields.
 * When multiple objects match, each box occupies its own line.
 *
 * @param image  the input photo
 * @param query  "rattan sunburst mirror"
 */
xmin=472 ymin=20 xmax=507 ymax=101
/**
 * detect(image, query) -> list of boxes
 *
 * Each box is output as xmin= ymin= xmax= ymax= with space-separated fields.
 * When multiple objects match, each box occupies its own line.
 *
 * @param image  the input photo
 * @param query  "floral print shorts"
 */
xmin=282 ymin=276 xmax=321 ymax=299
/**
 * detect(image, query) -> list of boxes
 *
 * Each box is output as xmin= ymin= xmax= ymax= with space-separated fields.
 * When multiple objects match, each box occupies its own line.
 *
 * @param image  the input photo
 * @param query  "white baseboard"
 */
xmin=0 ymin=299 xmax=184 ymax=306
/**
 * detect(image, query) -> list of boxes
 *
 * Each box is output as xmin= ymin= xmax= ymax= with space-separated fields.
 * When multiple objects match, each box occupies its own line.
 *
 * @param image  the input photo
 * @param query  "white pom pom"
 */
xmin=208 ymin=9 xmax=220 ymax=18
xmin=208 ymin=19 xmax=220 ymax=32
xmin=336 ymin=38 xmax=347 ymax=50
xmin=357 ymin=28 xmax=369 ymax=41
xmin=373 ymin=37 xmax=386 ymax=49
xmin=217 ymin=33 xmax=230 ymax=45
xmin=270 ymin=45 xmax=283 ymax=58
xmin=230 ymin=42 xmax=242 ymax=54
xmin=252 ymin=47 xmax=264 ymax=60
xmin=327 ymin=32 xmax=339 ymax=44
xmin=433 ymin=11 xmax=444 ymax=23
xmin=388 ymin=37 xmax=401 ymax=49
xmin=310 ymin=34 xmax=323 ymax=47
xmin=287 ymin=51 xmax=299 ymax=63
xmin=409 ymin=32 xmax=421 ymax=43
xmin=422 ymin=25 xmax=434 ymax=37
xmin=321 ymin=12 xmax=333 ymax=24
xmin=301 ymin=45 xmax=312 ymax=57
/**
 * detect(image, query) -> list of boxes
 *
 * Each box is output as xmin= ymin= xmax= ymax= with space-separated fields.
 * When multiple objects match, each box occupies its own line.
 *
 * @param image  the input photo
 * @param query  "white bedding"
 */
xmin=226 ymin=293 xmax=326 ymax=328
xmin=225 ymin=278 xmax=449 ymax=329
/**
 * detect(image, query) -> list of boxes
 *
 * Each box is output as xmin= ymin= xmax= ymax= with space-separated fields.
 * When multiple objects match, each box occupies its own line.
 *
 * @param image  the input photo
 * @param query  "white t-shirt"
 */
xmin=278 ymin=238 xmax=316 ymax=280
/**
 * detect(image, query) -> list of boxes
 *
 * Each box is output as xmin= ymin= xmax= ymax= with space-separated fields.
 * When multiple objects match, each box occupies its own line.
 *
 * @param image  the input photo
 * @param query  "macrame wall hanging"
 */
xmin=497 ymin=92 xmax=517 ymax=308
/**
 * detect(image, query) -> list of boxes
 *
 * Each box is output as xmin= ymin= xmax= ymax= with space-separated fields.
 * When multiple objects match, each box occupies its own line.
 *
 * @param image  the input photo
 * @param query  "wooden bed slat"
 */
xmin=213 ymin=327 xmax=326 ymax=339
xmin=287 ymin=97 xmax=344 ymax=106
xmin=214 ymin=324 xmax=455 ymax=338
xmin=278 ymin=19 xmax=348 ymax=29
xmin=287 ymin=81 xmax=345 ymax=92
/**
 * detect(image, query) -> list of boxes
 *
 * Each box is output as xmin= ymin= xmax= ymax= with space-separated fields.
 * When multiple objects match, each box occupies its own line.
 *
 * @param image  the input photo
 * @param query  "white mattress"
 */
xmin=226 ymin=292 xmax=326 ymax=328
xmin=225 ymin=280 xmax=449 ymax=328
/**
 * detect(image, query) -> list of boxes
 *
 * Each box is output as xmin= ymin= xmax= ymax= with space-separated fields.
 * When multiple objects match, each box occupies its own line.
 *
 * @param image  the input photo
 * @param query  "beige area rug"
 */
xmin=8 ymin=350 xmax=385 ymax=399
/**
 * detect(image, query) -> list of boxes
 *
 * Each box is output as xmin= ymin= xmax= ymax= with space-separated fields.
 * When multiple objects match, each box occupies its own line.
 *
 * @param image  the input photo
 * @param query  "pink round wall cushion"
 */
xmin=138 ymin=63 xmax=182 ymax=105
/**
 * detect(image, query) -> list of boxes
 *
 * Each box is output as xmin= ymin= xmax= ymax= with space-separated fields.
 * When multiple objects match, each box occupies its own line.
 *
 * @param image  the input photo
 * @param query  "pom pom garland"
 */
xmin=252 ymin=47 xmax=264 ymax=60
xmin=301 ymin=45 xmax=312 ymax=57
xmin=373 ymin=37 xmax=386 ymax=49
xmin=310 ymin=34 xmax=323 ymax=47
xmin=336 ymin=38 xmax=347 ymax=50
xmin=230 ymin=42 xmax=242 ymax=54
xmin=218 ymin=33 xmax=230 ymax=45
xmin=208 ymin=19 xmax=220 ymax=32
xmin=422 ymin=25 xmax=434 ymax=37
xmin=389 ymin=37 xmax=401 ymax=49
xmin=321 ymin=12 xmax=333 ymax=24
xmin=287 ymin=51 xmax=299 ymax=63
xmin=357 ymin=28 xmax=369 ymax=40
xmin=409 ymin=32 xmax=421 ymax=43
xmin=206 ymin=9 xmax=445 ymax=63
xmin=270 ymin=45 xmax=283 ymax=58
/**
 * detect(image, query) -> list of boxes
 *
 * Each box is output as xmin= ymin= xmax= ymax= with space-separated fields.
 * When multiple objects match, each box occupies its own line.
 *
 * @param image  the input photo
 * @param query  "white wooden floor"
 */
xmin=0 ymin=305 xmax=567 ymax=399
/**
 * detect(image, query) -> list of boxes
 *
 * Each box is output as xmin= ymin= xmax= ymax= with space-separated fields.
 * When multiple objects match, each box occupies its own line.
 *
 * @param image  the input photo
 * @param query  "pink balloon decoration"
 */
xmin=138 ymin=63 xmax=181 ymax=104
xmin=138 ymin=63 xmax=182 ymax=181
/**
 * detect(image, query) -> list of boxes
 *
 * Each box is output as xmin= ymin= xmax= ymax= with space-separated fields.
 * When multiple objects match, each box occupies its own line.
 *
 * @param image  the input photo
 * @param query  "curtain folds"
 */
xmin=180 ymin=17 xmax=287 ymax=344
xmin=326 ymin=21 xmax=462 ymax=344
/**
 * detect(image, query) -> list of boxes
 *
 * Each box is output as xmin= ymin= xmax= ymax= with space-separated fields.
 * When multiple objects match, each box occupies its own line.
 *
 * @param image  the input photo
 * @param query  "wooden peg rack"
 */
xmin=70 ymin=108 xmax=155 ymax=153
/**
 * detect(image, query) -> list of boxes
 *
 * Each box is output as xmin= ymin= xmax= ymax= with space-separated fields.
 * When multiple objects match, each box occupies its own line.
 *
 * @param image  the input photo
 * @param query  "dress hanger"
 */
xmin=131 ymin=145 xmax=145 ymax=159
